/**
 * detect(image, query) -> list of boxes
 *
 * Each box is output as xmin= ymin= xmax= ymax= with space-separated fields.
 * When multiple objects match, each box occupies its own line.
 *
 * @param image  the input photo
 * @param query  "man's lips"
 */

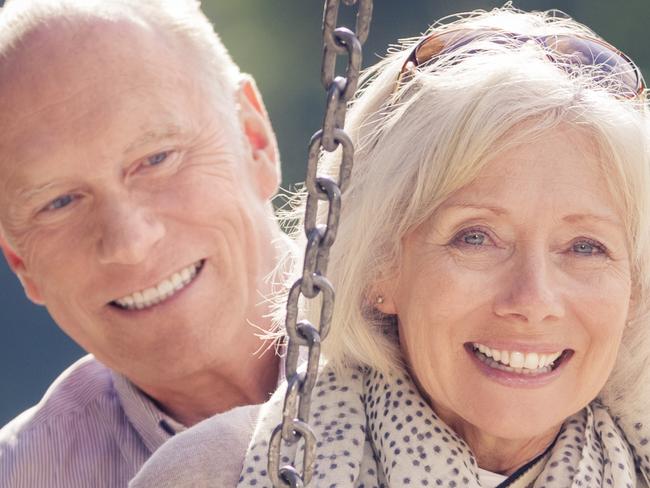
xmin=110 ymin=259 xmax=205 ymax=310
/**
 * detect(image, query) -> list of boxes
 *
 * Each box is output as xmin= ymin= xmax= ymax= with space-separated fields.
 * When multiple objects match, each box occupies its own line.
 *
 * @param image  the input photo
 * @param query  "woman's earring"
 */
xmin=376 ymin=295 xmax=385 ymax=305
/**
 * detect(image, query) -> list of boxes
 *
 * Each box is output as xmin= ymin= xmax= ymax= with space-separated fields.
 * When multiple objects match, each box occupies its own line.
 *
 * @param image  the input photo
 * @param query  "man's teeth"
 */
xmin=113 ymin=261 xmax=202 ymax=310
xmin=472 ymin=343 xmax=562 ymax=374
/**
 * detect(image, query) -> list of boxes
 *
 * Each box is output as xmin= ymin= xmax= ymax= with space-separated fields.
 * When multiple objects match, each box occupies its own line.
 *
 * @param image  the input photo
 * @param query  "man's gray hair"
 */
xmin=0 ymin=0 xmax=241 ymax=113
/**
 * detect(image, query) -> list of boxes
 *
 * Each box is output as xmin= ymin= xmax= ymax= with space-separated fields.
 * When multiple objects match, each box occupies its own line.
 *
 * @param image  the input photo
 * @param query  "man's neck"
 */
xmin=141 ymin=349 xmax=281 ymax=427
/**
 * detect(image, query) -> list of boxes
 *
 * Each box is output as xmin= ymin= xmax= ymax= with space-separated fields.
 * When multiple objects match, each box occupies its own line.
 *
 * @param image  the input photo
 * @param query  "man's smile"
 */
xmin=111 ymin=259 xmax=205 ymax=311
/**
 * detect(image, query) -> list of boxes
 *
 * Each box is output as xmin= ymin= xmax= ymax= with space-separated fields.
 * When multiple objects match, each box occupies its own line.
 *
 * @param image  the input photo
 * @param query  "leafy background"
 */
xmin=1 ymin=0 xmax=648 ymax=425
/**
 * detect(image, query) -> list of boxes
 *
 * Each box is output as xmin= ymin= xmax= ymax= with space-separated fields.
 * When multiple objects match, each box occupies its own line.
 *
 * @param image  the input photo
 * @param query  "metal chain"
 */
xmin=267 ymin=1 xmax=373 ymax=486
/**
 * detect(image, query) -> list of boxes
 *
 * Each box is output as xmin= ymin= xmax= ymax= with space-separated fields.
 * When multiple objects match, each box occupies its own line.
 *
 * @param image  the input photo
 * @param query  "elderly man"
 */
xmin=0 ymin=0 xmax=288 ymax=486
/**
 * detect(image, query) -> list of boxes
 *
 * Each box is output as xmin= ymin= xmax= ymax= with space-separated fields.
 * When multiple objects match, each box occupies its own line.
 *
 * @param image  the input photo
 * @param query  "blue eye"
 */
xmin=146 ymin=151 xmax=170 ymax=166
xmin=461 ymin=231 xmax=486 ymax=246
xmin=44 ymin=194 xmax=75 ymax=211
xmin=572 ymin=240 xmax=605 ymax=256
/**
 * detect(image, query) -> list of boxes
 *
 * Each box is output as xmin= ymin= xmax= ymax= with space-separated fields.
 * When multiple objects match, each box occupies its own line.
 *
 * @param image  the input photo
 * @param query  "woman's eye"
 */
xmin=451 ymin=229 xmax=494 ymax=252
xmin=463 ymin=231 xmax=486 ymax=246
xmin=455 ymin=229 xmax=489 ymax=246
xmin=145 ymin=151 xmax=171 ymax=167
xmin=572 ymin=239 xmax=606 ymax=256
xmin=43 ymin=194 xmax=75 ymax=212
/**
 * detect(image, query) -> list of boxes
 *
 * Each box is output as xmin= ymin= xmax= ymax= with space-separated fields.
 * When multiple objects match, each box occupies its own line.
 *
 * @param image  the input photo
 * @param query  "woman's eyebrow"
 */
xmin=439 ymin=205 xmax=623 ymax=228
xmin=439 ymin=203 xmax=509 ymax=216
xmin=562 ymin=213 xmax=624 ymax=228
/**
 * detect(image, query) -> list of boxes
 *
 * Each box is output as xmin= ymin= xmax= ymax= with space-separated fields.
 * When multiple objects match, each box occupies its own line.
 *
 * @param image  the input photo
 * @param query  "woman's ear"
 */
xmin=0 ymin=234 xmax=44 ymax=305
xmin=236 ymin=74 xmax=281 ymax=201
xmin=369 ymin=278 xmax=398 ymax=315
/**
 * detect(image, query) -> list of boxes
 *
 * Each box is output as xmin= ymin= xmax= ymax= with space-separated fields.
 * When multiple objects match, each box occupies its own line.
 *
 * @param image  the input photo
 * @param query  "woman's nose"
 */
xmin=96 ymin=198 xmax=165 ymax=266
xmin=492 ymin=248 xmax=565 ymax=324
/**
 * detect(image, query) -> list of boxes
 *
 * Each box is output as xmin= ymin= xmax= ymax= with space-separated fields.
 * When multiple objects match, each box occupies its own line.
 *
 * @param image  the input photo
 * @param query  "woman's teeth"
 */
xmin=471 ymin=343 xmax=563 ymax=375
xmin=112 ymin=260 xmax=203 ymax=310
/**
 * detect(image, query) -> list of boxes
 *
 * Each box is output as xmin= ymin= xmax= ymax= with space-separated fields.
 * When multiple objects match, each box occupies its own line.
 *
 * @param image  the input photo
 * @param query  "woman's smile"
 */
xmin=465 ymin=342 xmax=575 ymax=387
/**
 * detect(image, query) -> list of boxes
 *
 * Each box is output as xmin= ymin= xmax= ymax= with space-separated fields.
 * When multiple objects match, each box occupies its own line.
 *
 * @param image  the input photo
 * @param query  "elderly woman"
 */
xmin=237 ymin=7 xmax=650 ymax=488
xmin=131 ymin=6 xmax=650 ymax=488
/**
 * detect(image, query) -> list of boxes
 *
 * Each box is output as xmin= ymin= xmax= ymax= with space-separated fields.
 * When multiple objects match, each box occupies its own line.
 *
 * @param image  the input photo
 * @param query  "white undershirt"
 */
xmin=477 ymin=467 xmax=508 ymax=487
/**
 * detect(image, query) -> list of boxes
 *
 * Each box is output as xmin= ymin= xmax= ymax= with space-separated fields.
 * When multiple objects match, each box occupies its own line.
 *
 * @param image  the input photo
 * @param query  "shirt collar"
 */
xmin=111 ymin=371 xmax=187 ymax=454
xmin=111 ymin=354 xmax=288 ymax=454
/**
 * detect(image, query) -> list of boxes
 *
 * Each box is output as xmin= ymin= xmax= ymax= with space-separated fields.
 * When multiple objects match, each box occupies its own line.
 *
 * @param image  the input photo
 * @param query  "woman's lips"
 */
xmin=464 ymin=342 xmax=574 ymax=387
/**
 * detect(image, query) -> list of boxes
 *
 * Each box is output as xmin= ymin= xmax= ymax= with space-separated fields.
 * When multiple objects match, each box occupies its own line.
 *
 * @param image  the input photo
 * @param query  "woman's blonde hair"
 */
xmin=279 ymin=6 xmax=650 ymax=422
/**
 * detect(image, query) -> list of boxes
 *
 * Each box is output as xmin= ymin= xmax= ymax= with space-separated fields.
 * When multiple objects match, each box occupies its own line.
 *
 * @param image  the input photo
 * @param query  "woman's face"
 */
xmin=377 ymin=126 xmax=632 ymax=442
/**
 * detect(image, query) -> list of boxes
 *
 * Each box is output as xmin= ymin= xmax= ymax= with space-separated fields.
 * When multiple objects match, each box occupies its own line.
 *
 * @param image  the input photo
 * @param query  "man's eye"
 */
xmin=145 ymin=151 xmax=171 ymax=167
xmin=44 ymin=194 xmax=75 ymax=212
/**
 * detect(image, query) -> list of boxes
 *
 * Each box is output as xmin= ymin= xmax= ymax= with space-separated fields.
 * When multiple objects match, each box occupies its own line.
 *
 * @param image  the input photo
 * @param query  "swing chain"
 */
xmin=267 ymin=0 xmax=372 ymax=487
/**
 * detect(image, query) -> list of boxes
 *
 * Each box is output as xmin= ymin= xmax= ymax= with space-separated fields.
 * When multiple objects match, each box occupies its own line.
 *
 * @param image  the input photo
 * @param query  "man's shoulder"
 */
xmin=0 ymin=356 xmax=155 ymax=486
xmin=0 ymin=355 xmax=126 ymax=475
xmin=1 ymin=355 xmax=117 ymax=438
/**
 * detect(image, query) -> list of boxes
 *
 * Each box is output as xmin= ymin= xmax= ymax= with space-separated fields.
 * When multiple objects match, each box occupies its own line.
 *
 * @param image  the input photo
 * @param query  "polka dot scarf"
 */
xmin=237 ymin=364 xmax=650 ymax=487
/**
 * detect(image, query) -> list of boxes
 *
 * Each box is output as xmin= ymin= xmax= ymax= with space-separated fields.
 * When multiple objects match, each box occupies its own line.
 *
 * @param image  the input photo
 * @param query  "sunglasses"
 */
xmin=397 ymin=27 xmax=645 ymax=99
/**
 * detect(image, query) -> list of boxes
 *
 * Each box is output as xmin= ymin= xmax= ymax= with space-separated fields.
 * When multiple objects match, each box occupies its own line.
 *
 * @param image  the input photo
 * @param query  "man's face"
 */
xmin=0 ymin=20 xmax=279 ymax=385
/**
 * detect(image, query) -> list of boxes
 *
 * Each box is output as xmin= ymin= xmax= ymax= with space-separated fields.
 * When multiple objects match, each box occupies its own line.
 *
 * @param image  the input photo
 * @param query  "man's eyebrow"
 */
xmin=124 ymin=125 xmax=185 ymax=154
xmin=16 ymin=181 xmax=65 ymax=202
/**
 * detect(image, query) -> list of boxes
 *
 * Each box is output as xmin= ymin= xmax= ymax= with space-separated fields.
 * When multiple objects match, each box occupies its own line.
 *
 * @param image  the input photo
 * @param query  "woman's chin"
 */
xmin=440 ymin=346 xmax=589 ymax=439
xmin=440 ymin=384 xmax=582 ymax=443
xmin=426 ymin=376 xmax=583 ymax=443
xmin=464 ymin=407 xmax=565 ymax=442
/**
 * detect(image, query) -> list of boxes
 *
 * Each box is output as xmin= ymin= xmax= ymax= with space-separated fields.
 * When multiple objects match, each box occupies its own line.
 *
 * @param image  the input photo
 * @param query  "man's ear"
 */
xmin=237 ymin=74 xmax=280 ymax=200
xmin=0 ymin=233 xmax=44 ymax=305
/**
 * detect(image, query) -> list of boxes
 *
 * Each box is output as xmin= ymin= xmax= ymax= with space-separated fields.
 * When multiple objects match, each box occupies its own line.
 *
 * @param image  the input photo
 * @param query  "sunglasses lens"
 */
xmin=406 ymin=29 xmax=643 ymax=99
xmin=414 ymin=29 xmax=504 ymax=65
xmin=414 ymin=30 xmax=472 ymax=65
xmin=545 ymin=36 xmax=641 ymax=96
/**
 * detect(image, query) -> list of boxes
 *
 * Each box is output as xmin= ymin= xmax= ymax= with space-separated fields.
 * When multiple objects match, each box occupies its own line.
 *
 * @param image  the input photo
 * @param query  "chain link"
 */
xmin=267 ymin=1 xmax=373 ymax=486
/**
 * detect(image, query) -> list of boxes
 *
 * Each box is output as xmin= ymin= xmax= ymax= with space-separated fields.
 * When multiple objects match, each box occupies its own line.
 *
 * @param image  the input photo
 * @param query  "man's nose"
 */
xmin=492 ymin=248 xmax=565 ymax=324
xmin=96 ymin=198 xmax=165 ymax=266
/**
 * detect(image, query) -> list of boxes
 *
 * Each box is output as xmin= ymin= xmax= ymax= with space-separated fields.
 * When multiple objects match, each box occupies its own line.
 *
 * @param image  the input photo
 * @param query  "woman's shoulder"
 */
xmin=238 ymin=362 xmax=371 ymax=487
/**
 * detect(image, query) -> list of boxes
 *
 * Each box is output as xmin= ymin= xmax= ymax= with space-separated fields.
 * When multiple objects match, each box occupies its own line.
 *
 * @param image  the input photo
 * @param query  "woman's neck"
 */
xmin=467 ymin=428 xmax=558 ymax=475
xmin=432 ymin=401 xmax=561 ymax=475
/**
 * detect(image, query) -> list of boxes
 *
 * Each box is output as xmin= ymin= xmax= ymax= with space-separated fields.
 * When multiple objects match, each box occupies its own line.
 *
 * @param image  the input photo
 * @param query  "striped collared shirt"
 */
xmin=0 ymin=355 xmax=186 ymax=488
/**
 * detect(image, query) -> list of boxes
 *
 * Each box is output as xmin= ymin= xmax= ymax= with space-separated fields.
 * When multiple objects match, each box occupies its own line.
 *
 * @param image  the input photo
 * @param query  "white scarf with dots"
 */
xmin=236 ymin=364 xmax=650 ymax=487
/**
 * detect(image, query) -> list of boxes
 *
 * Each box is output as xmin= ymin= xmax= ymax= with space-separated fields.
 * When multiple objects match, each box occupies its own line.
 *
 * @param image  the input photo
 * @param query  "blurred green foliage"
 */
xmin=1 ymin=0 xmax=649 ymax=425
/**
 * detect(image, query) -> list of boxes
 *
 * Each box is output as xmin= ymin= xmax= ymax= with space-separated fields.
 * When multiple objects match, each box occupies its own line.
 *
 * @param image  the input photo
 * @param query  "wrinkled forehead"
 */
xmin=0 ymin=15 xmax=183 ymax=126
xmin=0 ymin=20 xmax=171 ymax=177
xmin=0 ymin=14 xmax=238 ymax=180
